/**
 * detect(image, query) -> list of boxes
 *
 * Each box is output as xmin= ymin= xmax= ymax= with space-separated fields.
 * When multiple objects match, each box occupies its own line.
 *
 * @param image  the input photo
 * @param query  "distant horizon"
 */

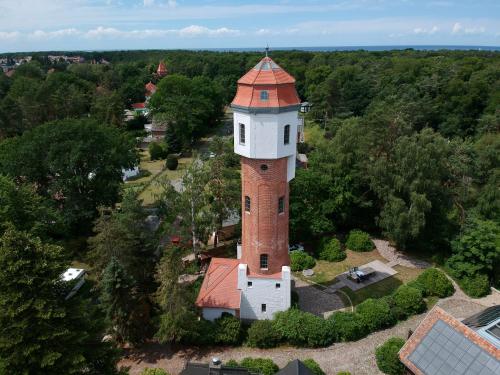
xmin=2 ymin=44 xmax=500 ymax=55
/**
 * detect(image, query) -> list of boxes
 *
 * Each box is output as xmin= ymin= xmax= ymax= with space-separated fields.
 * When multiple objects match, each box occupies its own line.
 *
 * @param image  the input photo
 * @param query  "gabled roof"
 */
xmin=131 ymin=102 xmax=146 ymax=109
xmin=195 ymin=258 xmax=241 ymax=309
xmin=276 ymin=360 xmax=314 ymax=375
xmin=157 ymin=61 xmax=167 ymax=76
xmin=399 ymin=306 xmax=500 ymax=375
xmin=145 ymin=81 xmax=157 ymax=93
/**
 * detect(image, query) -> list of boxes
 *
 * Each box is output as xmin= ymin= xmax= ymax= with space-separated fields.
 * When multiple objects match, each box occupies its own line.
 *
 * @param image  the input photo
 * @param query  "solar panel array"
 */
xmin=408 ymin=320 xmax=500 ymax=375
xmin=462 ymin=305 xmax=500 ymax=329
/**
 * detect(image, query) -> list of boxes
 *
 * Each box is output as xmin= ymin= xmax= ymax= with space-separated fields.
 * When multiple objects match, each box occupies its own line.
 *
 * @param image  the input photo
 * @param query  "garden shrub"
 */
xmin=183 ymin=317 xmax=216 ymax=346
xmin=458 ymin=273 xmax=490 ymax=298
xmin=413 ymin=268 xmax=454 ymax=297
xmin=238 ymin=358 xmax=279 ymax=375
xmin=336 ymin=373 xmax=352 ymax=375
xmin=356 ymin=298 xmax=396 ymax=331
xmin=345 ymin=230 xmax=374 ymax=252
xmin=375 ymin=337 xmax=405 ymax=375
xmin=273 ymin=309 xmax=333 ymax=347
xmin=214 ymin=313 xmax=242 ymax=345
xmin=166 ymin=155 xmax=178 ymax=170
xmin=140 ymin=369 xmax=170 ymax=375
xmin=318 ymin=238 xmax=346 ymax=262
xmin=328 ymin=312 xmax=366 ymax=342
xmin=247 ymin=320 xmax=281 ymax=348
xmin=290 ymin=251 xmax=316 ymax=271
xmin=149 ymin=142 xmax=166 ymax=160
xmin=303 ymin=359 xmax=325 ymax=375
xmin=391 ymin=285 xmax=425 ymax=319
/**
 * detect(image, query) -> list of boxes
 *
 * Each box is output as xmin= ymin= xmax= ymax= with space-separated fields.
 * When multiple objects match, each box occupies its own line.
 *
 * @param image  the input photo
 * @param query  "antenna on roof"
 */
xmin=265 ymin=44 xmax=269 ymax=57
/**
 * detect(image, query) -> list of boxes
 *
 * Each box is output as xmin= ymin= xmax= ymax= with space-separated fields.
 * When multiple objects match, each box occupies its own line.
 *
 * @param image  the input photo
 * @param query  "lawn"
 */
xmin=307 ymin=249 xmax=386 ymax=285
xmin=138 ymin=156 xmax=193 ymax=206
xmin=337 ymin=264 xmax=425 ymax=306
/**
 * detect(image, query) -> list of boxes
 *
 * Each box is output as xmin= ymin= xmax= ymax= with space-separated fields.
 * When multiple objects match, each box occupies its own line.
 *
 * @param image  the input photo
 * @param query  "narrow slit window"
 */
xmin=245 ymin=196 xmax=251 ymax=212
xmin=239 ymin=123 xmax=245 ymax=145
xmin=261 ymin=304 xmax=267 ymax=312
xmin=284 ymin=124 xmax=290 ymax=145
xmin=260 ymin=90 xmax=269 ymax=101
xmin=278 ymin=196 xmax=285 ymax=214
xmin=260 ymin=254 xmax=268 ymax=269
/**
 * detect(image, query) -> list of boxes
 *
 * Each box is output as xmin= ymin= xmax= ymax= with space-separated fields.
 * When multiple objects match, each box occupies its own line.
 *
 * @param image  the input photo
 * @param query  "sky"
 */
xmin=0 ymin=0 xmax=499 ymax=52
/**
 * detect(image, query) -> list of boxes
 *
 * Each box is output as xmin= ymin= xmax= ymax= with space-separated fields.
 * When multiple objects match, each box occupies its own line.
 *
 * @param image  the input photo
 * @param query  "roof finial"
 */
xmin=265 ymin=44 xmax=269 ymax=57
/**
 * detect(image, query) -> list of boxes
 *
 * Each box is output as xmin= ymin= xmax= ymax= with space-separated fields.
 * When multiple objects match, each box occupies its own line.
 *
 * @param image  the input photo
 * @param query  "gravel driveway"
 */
xmin=119 ymin=298 xmax=489 ymax=375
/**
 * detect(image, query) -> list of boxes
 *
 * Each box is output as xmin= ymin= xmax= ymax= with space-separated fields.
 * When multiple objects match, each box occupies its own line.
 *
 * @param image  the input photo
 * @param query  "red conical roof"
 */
xmin=157 ymin=61 xmax=167 ymax=76
xmin=232 ymin=56 xmax=300 ymax=109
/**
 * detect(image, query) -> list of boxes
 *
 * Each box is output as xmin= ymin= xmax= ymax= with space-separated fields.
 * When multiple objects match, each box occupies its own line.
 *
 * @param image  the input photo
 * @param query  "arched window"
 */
xmin=260 ymin=254 xmax=268 ymax=269
xmin=260 ymin=90 xmax=269 ymax=100
xmin=284 ymin=124 xmax=290 ymax=145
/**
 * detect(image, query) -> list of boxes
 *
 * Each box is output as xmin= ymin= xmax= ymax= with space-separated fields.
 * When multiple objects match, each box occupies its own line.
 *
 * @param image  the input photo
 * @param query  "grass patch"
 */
xmin=337 ymin=265 xmax=425 ymax=306
xmin=307 ymin=249 xmax=386 ymax=285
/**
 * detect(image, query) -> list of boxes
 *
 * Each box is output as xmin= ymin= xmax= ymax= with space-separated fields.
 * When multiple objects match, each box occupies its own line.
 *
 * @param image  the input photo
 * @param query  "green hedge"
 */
xmin=327 ymin=312 xmax=365 ymax=342
xmin=319 ymin=238 xmax=346 ymax=262
xmin=290 ymin=251 xmax=316 ymax=271
xmin=411 ymin=268 xmax=454 ymax=298
xmin=246 ymin=320 xmax=281 ymax=349
xmin=375 ymin=337 xmax=405 ymax=375
xmin=391 ymin=285 xmax=426 ymax=319
xmin=227 ymin=358 xmax=279 ymax=375
xmin=213 ymin=313 xmax=242 ymax=345
xmin=345 ymin=230 xmax=374 ymax=252
xmin=273 ymin=309 xmax=333 ymax=347
xmin=457 ymin=274 xmax=490 ymax=298
xmin=140 ymin=369 xmax=170 ymax=375
xmin=356 ymin=298 xmax=396 ymax=331
xmin=302 ymin=359 xmax=325 ymax=375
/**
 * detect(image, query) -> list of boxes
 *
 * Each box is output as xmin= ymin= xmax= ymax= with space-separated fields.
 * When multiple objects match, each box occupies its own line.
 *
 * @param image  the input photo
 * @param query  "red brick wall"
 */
xmin=241 ymin=156 xmax=290 ymax=274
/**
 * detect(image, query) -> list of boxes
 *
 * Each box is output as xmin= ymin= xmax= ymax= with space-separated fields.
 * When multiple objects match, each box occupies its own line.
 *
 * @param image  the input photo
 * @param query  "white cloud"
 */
xmin=178 ymin=25 xmax=240 ymax=38
xmin=82 ymin=25 xmax=240 ymax=39
xmin=29 ymin=28 xmax=81 ymax=39
xmin=452 ymin=22 xmax=486 ymax=35
xmin=413 ymin=25 xmax=439 ymax=34
xmin=143 ymin=0 xmax=155 ymax=6
xmin=0 ymin=31 xmax=20 ymax=40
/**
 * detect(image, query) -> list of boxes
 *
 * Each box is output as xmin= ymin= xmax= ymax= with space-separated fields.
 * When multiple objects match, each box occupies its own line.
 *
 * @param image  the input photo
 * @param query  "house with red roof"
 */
xmin=157 ymin=61 xmax=168 ymax=78
xmin=196 ymin=54 xmax=301 ymax=321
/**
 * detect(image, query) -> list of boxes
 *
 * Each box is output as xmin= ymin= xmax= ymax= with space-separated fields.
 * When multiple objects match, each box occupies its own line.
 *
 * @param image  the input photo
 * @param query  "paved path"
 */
xmin=293 ymin=277 xmax=345 ymax=317
xmin=373 ymin=239 xmax=431 ymax=269
xmin=118 ymin=298 xmax=488 ymax=375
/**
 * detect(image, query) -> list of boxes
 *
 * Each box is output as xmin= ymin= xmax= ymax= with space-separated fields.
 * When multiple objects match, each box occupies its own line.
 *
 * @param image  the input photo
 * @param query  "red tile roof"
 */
xmin=145 ymin=81 xmax=157 ymax=93
xmin=196 ymin=258 xmax=241 ymax=310
xmin=131 ymin=102 xmax=146 ymax=109
xmin=231 ymin=56 xmax=301 ymax=109
xmin=157 ymin=61 xmax=167 ymax=76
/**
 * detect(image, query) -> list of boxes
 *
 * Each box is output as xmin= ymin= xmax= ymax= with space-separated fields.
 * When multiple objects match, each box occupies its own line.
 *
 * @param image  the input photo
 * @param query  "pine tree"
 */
xmin=0 ymin=228 xmax=122 ymax=374
xmin=101 ymin=257 xmax=142 ymax=344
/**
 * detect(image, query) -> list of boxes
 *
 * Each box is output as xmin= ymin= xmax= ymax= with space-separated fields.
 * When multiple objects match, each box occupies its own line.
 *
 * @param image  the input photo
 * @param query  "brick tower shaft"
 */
xmin=241 ymin=157 xmax=290 ymax=275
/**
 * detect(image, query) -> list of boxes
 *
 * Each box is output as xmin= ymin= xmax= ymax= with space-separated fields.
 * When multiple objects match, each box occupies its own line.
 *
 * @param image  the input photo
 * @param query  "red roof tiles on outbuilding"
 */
xmin=195 ymin=258 xmax=241 ymax=310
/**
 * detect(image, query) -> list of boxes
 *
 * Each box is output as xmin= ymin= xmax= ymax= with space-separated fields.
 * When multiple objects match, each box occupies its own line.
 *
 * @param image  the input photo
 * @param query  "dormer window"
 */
xmin=260 ymin=90 xmax=269 ymax=101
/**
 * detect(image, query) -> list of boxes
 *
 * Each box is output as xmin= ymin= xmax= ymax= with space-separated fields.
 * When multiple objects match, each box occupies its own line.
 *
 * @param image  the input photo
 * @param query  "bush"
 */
xmin=237 ymin=358 xmax=279 ymax=375
xmin=375 ymin=337 xmax=405 ymax=375
xmin=166 ymin=155 xmax=178 ymax=170
xmin=303 ymin=359 xmax=325 ymax=375
xmin=318 ymin=238 xmax=346 ymax=262
xmin=328 ymin=312 xmax=366 ymax=342
xmin=356 ymin=298 xmax=396 ymax=332
xmin=140 ymin=369 xmax=170 ymax=375
xmin=149 ymin=142 xmax=166 ymax=160
xmin=458 ymin=273 xmax=490 ymax=298
xmin=345 ymin=230 xmax=374 ymax=252
xmin=391 ymin=285 xmax=426 ymax=319
xmin=336 ymin=373 xmax=351 ymax=375
xmin=214 ymin=313 xmax=242 ymax=345
xmin=273 ymin=309 xmax=333 ymax=347
xmin=413 ymin=268 xmax=454 ymax=298
xmin=247 ymin=320 xmax=281 ymax=348
xmin=290 ymin=251 xmax=316 ymax=271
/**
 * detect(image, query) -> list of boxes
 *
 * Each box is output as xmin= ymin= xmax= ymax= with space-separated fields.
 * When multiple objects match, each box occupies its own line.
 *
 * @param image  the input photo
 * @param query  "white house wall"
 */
xmin=233 ymin=110 xmax=299 ymax=161
xmin=202 ymin=307 xmax=236 ymax=322
xmin=237 ymin=264 xmax=291 ymax=320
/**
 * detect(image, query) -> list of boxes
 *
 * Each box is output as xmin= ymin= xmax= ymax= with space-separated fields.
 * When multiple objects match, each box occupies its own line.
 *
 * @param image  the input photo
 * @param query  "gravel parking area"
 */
xmin=119 ymin=298 xmax=487 ymax=375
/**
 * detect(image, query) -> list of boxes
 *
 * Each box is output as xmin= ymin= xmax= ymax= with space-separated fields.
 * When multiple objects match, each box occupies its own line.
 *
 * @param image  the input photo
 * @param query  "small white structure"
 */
xmin=122 ymin=166 xmax=140 ymax=181
xmin=62 ymin=268 xmax=86 ymax=300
